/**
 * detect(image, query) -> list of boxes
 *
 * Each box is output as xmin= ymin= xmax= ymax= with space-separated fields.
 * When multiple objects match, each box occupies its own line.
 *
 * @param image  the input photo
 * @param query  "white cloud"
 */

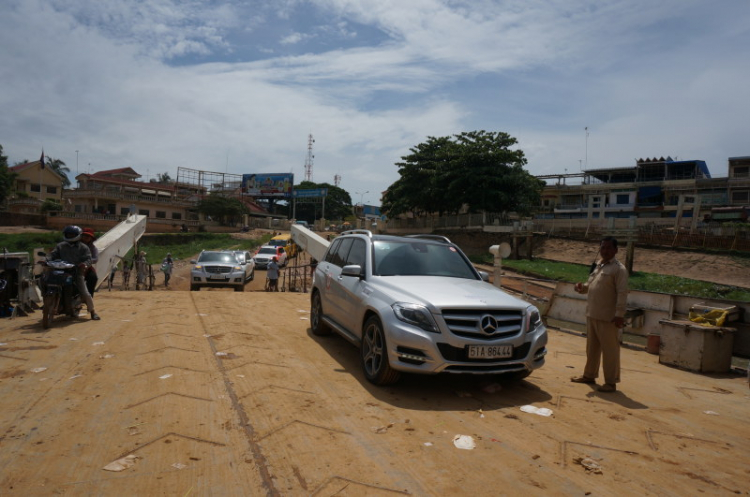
xmin=1 ymin=0 xmax=749 ymax=200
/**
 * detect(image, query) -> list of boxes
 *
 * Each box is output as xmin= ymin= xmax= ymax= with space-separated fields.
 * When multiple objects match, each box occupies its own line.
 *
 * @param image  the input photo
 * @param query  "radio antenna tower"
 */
xmin=334 ymin=173 xmax=341 ymax=187
xmin=304 ymin=134 xmax=315 ymax=182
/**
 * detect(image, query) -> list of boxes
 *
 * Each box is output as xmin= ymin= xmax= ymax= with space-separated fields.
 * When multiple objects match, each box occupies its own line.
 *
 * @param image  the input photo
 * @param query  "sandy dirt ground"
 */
xmin=0 ymin=230 xmax=749 ymax=494
xmin=1 ymin=290 xmax=749 ymax=495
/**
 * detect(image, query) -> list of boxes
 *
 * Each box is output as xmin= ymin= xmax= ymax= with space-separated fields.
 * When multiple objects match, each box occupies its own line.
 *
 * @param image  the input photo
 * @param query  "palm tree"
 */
xmin=46 ymin=158 xmax=72 ymax=187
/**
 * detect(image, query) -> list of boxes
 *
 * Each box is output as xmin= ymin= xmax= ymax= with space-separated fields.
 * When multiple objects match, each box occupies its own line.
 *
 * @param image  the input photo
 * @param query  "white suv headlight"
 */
xmin=392 ymin=303 xmax=439 ymax=333
xmin=525 ymin=305 xmax=542 ymax=333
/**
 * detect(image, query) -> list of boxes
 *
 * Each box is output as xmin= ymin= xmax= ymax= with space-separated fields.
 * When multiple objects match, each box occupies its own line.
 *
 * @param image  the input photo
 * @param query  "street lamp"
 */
xmin=355 ymin=190 xmax=369 ymax=206
xmin=75 ymin=150 xmax=79 ymax=174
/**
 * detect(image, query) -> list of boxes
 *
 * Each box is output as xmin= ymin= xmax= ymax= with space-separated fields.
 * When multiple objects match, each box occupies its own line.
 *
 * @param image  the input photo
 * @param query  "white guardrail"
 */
xmin=290 ymin=224 xmax=330 ymax=262
xmin=92 ymin=214 xmax=148 ymax=290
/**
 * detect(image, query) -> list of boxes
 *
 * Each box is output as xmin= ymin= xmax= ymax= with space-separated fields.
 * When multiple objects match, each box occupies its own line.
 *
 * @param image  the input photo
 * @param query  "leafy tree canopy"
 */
xmin=156 ymin=172 xmax=172 ymax=184
xmin=381 ymin=131 xmax=543 ymax=217
xmin=293 ymin=181 xmax=353 ymax=223
xmin=196 ymin=194 xmax=248 ymax=226
xmin=0 ymin=144 xmax=18 ymax=205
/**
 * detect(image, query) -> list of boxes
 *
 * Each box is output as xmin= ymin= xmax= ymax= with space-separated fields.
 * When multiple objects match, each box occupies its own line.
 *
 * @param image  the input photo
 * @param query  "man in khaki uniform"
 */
xmin=571 ymin=236 xmax=629 ymax=392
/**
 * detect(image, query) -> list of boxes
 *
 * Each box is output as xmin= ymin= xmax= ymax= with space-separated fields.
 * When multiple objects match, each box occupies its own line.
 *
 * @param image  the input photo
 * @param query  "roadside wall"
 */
xmin=0 ymin=212 xmax=46 ymax=227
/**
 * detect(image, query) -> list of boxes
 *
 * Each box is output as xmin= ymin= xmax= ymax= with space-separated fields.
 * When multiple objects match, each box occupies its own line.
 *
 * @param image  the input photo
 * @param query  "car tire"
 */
xmin=361 ymin=316 xmax=401 ymax=385
xmin=311 ymin=291 xmax=331 ymax=336
xmin=190 ymin=284 xmax=199 ymax=291
xmin=235 ymin=284 xmax=245 ymax=292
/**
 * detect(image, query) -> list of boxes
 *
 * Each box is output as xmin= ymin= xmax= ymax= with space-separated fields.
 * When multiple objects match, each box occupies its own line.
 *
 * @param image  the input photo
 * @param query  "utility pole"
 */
xmin=585 ymin=127 xmax=589 ymax=169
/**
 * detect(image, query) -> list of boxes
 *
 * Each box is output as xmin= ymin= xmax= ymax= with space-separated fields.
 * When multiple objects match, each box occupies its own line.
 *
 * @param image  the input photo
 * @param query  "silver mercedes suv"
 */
xmin=190 ymin=250 xmax=247 ymax=292
xmin=310 ymin=231 xmax=548 ymax=385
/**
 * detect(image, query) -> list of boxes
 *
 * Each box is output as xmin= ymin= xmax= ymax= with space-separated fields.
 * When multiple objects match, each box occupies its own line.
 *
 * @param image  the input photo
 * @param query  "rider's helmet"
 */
xmin=63 ymin=225 xmax=82 ymax=243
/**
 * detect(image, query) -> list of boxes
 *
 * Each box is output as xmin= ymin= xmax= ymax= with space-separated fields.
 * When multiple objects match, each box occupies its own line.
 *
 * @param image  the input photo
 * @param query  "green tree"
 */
xmin=382 ymin=131 xmax=543 ymax=217
xmin=196 ymin=194 xmax=248 ymax=226
xmin=293 ymin=181 xmax=352 ymax=223
xmin=40 ymin=199 xmax=63 ymax=213
xmin=45 ymin=157 xmax=72 ymax=187
xmin=156 ymin=172 xmax=172 ymax=184
xmin=0 ymin=145 xmax=18 ymax=205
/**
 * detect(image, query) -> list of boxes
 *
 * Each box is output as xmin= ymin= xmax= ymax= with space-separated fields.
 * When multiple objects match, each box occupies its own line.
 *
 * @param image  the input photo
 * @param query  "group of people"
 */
xmin=49 ymin=226 xmax=179 ymax=321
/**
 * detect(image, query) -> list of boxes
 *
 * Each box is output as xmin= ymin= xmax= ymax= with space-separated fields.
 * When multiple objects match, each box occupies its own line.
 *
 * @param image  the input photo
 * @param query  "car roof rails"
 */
xmin=404 ymin=234 xmax=453 ymax=244
xmin=341 ymin=229 xmax=373 ymax=237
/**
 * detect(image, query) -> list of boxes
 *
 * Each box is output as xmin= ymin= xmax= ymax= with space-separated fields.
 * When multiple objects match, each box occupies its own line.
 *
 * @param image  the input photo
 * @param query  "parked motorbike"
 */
xmin=38 ymin=257 xmax=83 ymax=329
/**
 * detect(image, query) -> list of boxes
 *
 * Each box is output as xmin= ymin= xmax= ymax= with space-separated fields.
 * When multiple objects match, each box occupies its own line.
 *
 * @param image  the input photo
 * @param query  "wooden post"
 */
xmin=626 ymin=240 xmax=635 ymax=275
xmin=526 ymin=234 xmax=533 ymax=259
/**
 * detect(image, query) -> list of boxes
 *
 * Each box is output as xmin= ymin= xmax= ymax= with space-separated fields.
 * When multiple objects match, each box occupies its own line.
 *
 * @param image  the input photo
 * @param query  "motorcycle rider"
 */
xmin=49 ymin=225 xmax=101 ymax=320
xmin=80 ymin=228 xmax=99 ymax=297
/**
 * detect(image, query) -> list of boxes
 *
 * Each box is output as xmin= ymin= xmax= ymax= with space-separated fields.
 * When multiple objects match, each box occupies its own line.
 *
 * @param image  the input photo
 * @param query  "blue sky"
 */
xmin=2 ymin=0 xmax=749 ymax=206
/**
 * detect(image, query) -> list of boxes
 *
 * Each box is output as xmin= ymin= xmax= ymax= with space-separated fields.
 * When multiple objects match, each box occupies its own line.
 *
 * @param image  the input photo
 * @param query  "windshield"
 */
xmin=372 ymin=240 xmax=477 ymax=279
xmin=268 ymin=240 xmax=286 ymax=247
xmin=257 ymin=247 xmax=277 ymax=255
xmin=198 ymin=252 xmax=238 ymax=264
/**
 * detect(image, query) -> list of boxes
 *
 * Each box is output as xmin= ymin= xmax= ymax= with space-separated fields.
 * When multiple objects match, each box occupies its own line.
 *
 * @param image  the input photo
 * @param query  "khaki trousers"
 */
xmin=583 ymin=317 xmax=620 ymax=384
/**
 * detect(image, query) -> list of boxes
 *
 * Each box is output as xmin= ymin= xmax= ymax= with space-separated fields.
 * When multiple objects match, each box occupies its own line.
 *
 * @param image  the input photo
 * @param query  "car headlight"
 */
xmin=525 ymin=305 xmax=542 ymax=333
xmin=194 ymin=265 xmax=203 ymax=270
xmin=392 ymin=303 xmax=439 ymax=333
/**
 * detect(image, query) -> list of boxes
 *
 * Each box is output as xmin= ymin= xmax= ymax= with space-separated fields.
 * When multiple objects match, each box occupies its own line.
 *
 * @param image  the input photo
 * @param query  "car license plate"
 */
xmin=467 ymin=345 xmax=512 ymax=359
xmin=209 ymin=274 xmax=227 ymax=280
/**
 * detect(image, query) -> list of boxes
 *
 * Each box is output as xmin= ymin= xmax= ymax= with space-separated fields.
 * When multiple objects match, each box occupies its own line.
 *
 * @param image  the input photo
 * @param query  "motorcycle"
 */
xmin=38 ymin=257 xmax=83 ymax=329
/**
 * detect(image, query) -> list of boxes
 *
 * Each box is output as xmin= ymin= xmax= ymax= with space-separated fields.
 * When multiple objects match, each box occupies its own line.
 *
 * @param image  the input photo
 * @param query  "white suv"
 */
xmin=310 ymin=231 xmax=548 ymax=385
xmin=190 ymin=250 xmax=248 ymax=292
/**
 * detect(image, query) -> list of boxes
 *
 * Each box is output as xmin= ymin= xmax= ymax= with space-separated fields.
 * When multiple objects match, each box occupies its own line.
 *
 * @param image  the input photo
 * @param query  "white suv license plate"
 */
xmin=467 ymin=345 xmax=513 ymax=359
xmin=209 ymin=274 xmax=228 ymax=280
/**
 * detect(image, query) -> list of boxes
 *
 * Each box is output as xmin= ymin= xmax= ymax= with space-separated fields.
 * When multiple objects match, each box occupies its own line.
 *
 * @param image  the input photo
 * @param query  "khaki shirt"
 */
xmin=579 ymin=258 xmax=629 ymax=321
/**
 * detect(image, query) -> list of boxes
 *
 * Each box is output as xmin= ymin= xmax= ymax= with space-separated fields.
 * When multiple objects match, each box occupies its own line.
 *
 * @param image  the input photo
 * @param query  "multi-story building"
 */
xmin=7 ymin=159 xmax=65 ymax=214
xmin=65 ymin=167 xmax=274 ymax=230
xmin=537 ymin=156 xmax=749 ymax=222
xmin=67 ymin=167 xmax=203 ymax=222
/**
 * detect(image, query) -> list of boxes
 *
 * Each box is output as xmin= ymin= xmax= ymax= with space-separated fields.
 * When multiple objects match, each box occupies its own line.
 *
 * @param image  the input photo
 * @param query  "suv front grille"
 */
xmin=205 ymin=265 xmax=232 ymax=274
xmin=441 ymin=308 xmax=524 ymax=340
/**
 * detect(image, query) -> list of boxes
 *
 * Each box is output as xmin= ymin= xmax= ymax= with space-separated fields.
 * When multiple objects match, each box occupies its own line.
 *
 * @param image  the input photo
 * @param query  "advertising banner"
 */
xmin=293 ymin=188 xmax=328 ymax=198
xmin=242 ymin=173 xmax=294 ymax=197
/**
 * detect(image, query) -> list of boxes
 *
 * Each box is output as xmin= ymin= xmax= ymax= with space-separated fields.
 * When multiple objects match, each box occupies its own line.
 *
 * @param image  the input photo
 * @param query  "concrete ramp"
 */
xmin=93 ymin=214 xmax=147 ymax=288
xmin=290 ymin=224 xmax=330 ymax=261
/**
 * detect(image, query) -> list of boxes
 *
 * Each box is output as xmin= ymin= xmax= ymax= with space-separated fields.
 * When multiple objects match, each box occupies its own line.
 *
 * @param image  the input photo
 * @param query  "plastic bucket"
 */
xmin=646 ymin=334 xmax=661 ymax=355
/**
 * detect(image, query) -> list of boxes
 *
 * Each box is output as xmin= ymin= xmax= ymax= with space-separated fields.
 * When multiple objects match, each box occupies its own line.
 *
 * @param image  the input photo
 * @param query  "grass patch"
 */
xmin=468 ymin=254 xmax=750 ymax=301
xmin=136 ymin=233 xmax=272 ymax=264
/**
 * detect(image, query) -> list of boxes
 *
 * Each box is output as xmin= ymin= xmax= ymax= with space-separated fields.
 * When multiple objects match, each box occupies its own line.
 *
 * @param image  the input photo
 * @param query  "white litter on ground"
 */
xmin=520 ymin=405 xmax=553 ymax=417
xmin=103 ymin=454 xmax=138 ymax=472
xmin=453 ymin=435 xmax=476 ymax=450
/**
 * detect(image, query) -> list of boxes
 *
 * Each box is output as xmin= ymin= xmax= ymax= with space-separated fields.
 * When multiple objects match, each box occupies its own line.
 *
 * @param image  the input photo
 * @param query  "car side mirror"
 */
xmin=190 ymin=260 xmax=197 ymax=264
xmin=478 ymin=270 xmax=490 ymax=282
xmin=342 ymin=264 xmax=363 ymax=279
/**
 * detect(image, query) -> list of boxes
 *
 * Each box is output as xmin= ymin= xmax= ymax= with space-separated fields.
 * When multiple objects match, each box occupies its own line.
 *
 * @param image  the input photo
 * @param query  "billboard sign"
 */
xmin=293 ymin=188 xmax=328 ymax=198
xmin=242 ymin=173 xmax=294 ymax=197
